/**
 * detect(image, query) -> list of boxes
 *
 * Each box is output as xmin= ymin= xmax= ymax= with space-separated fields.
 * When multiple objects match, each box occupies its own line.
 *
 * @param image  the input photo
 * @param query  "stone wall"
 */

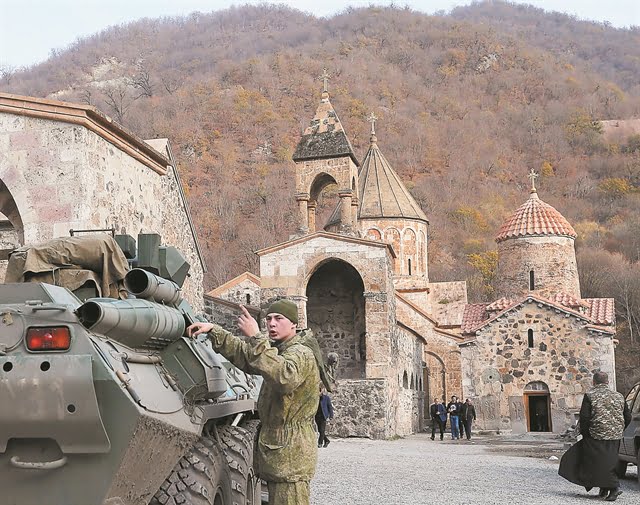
xmin=395 ymin=294 xmax=463 ymax=413
xmin=495 ymin=236 xmax=580 ymax=300
xmin=0 ymin=112 xmax=204 ymax=309
xmin=360 ymin=217 xmax=429 ymax=283
xmin=460 ymin=299 xmax=616 ymax=433
xmin=327 ymin=379 xmax=391 ymax=439
xmin=393 ymin=326 xmax=426 ymax=434
xmin=203 ymin=296 xmax=261 ymax=332
xmin=213 ymin=277 xmax=261 ymax=307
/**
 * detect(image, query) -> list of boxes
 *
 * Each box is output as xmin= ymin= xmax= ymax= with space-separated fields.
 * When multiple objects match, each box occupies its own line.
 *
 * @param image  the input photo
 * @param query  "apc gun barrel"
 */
xmin=77 ymin=298 xmax=186 ymax=349
xmin=124 ymin=268 xmax=182 ymax=305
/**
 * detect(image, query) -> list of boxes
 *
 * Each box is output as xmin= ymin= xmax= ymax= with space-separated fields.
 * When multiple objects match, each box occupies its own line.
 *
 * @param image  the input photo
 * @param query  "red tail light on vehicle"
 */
xmin=26 ymin=327 xmax=71 ymax=351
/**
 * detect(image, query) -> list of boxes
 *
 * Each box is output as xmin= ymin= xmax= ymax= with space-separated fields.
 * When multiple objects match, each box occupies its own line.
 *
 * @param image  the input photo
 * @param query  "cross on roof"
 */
xmin=528 ymin=168 xmax=539 ymax=192
xmin=367 ymin=112 xmax=378 ymax=135
xmin=319 ymin=68 xmax=330 ymax=93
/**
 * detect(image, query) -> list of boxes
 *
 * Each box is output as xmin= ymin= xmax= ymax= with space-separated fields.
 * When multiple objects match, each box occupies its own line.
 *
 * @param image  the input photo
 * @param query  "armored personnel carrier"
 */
xmin=0 ymin=232 xmax=262 ymax=505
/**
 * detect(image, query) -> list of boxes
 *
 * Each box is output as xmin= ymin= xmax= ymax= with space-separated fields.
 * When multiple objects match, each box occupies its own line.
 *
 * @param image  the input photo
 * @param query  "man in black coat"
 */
xmin=460 ymin=398 xmax=477 ymax=440
xmin=429 ymin=398 xmax=447 ymax=441
xmin=559 ymin=371 xmax=631 ymax=501
xmin=315 ymin=386 xmax=334 ymax=448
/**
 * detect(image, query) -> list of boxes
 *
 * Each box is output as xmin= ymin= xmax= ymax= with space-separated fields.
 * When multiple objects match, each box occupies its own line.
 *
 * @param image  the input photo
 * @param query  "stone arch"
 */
xmin=384 ymin=228 xmax=401 ymax=274
xmin=306 ymin=258 xmax=366 ymax=380
xmin=403 ymin=228 xmax=417 ymax=275
xmin=424 ymin=350 xmax=446 ymax=409
xmin=0 ymin=178 xmax=25 ymax=250
xmin=365 ymin=227 xmax=382 ymax=241
xmin=309 ymin=172 xmax=338 ymax=202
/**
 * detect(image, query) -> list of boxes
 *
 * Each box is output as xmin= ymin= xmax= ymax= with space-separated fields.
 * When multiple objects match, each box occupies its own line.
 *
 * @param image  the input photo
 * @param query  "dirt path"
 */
xmin=311 ymin=433 xmax=639 ymax=505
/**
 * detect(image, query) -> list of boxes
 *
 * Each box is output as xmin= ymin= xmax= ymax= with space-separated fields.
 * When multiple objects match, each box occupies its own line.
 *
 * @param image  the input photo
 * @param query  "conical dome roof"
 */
xmin=495 ymin=190 xmax=576 ymax=243
xmin=326 ymin=133 xmax=428 ymax=227
xmin=292 ymin=91 xmax=358 ymax=166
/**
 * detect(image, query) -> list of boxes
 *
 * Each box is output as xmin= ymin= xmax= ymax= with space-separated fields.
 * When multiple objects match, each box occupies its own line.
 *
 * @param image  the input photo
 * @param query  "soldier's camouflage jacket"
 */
xmin=207 ymin=325 xmax=320 ymax=483
xmin=579 ymin=383 xmax=631 ymax=440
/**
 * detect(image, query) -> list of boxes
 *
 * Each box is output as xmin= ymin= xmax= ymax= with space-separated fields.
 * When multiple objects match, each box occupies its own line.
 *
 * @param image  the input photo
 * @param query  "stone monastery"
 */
xmin=0 ymin=84 xmax=617 ymax=439
xmin=205 ymin=80 xmax=618 ymax=438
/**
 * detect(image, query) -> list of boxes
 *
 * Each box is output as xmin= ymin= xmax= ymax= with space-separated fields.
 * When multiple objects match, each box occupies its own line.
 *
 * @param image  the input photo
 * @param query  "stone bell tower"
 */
xmin=292 ymin=69 xmax=359 ymax=235
xmin=494 ymin=170 xmax=581 ymax=300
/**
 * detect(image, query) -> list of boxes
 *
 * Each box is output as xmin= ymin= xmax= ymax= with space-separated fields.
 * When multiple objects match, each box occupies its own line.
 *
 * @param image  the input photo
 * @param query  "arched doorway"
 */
xmin=423 ymin=351 xmax=446 ymax=419
xmin=306 ymin=259 xmax=365 ymax=379
xmin=0 ymin=180 xmax=25 ymax=281
xmin=524 ymin=381 xmax=552 ymax=432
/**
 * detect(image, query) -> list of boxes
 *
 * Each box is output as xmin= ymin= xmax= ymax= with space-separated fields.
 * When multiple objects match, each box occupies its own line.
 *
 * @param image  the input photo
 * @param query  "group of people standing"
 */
xmin=430 ymin=396 xmax=476 ymax=441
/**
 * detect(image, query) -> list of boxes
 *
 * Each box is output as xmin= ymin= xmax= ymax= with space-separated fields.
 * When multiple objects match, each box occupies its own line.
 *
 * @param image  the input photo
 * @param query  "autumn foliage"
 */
xmin=1 ymin=1 xmax=640 ymax=388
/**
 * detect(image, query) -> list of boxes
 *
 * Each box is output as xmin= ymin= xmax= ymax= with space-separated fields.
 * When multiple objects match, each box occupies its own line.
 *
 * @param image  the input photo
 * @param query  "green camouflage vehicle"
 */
xmin=0 ymin=232 xmax=262 ymax=505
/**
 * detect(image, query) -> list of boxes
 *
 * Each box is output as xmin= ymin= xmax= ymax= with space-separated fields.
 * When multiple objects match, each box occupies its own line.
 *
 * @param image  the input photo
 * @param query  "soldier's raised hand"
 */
xmin=238 ymin=305 xmax=260 ymax=337
xmin=187 ymin=321 xmax=214 ymax=337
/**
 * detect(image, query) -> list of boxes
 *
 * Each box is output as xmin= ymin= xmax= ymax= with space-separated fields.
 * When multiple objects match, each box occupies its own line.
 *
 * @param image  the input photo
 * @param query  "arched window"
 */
xmin=529 ymin=270 xmax=535 ymax=290
xmin=528 ymin=329 xmax=534 ymax=348
xmin=402 ymin=371 xmax=409 ymax=388
xmin=246 ymin=293 xmax=251 ymax=305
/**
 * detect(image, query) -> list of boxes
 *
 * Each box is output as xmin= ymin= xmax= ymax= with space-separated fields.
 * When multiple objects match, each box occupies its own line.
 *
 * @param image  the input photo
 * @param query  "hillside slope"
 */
xmin=1 ymin=2 xmax=640 ymax=388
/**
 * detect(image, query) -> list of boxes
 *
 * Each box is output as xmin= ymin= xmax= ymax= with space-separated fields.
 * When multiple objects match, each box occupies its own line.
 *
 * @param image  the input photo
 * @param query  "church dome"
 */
xmin=495 ymin=190 xmax=576 ymax=243
xmin=326 ymin=124 xmax=427 ymax=228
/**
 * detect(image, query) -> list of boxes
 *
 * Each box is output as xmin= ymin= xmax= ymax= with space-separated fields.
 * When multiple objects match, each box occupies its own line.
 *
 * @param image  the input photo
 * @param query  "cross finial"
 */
xmin=367 ymin=112 xmax=378 ymax=135
xmin=319 ymin=68 xmax=330 ymax=93
xmin=528 ymin=168 xmax=539 ymax=193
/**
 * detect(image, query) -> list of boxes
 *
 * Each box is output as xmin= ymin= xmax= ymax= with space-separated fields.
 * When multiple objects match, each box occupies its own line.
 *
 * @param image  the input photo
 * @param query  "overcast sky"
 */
xmin=1 ymin=0 xmax=639 ymax=69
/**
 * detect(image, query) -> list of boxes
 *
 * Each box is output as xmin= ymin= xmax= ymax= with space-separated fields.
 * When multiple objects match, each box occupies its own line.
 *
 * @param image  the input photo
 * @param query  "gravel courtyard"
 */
xmin=310 ymin=433 xmax=640 ymax=505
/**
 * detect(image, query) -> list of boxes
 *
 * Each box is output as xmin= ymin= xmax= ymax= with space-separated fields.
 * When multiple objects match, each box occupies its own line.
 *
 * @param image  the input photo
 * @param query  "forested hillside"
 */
xmin=1 ymin=1 xmax=640 ymax=389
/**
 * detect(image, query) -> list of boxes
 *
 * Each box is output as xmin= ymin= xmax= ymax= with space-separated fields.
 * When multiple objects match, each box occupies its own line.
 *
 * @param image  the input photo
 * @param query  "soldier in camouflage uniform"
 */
xmin=560 ymin=371 xmax=631 ymax=501
xmin=188 ymin=299 xmax=332 ymax=505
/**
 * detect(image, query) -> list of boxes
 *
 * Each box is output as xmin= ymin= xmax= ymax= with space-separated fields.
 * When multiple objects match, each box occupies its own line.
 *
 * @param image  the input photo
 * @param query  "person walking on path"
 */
xmin=447 ymin=396 xmax=460 ymax=440
xmin=460 ymin=398 xmax=477 ymax=440
xmin=455 ymin=397 xmax=465 ymax=438
xmin=429 ymin=398 xmax=447 ymax=441
xmin=315 ymin=386 xmax=334 ymax=448
xmin=559 ymin=371 xmax=631 ymax=502
xmin=187 ymin=299 xmax=333 ymax=505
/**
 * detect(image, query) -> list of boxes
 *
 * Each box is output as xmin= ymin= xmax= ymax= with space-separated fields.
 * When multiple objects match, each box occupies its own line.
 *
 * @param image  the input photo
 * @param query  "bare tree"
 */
xmin=102 ymin=83 xmax=136 ymax=124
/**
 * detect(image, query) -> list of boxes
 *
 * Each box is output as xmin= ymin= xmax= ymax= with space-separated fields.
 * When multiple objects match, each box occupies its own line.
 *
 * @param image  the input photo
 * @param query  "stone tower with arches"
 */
xmin=205 ymin=75 xmax=469 ymax=438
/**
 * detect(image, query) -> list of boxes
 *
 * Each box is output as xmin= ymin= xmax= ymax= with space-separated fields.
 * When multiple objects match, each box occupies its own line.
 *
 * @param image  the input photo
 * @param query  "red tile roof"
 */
xmin=495 ymin=191 xmax=577 ymax=243
xmin=585 ymin=298 xmax=615 ymax=325
xmin=486 ymin=297 xmax=513 ymax=312
xmin=461 ymin=303 xmax=489 ymax=334
xmin=461 ymin=294 xmax=615 ymax=335
xmin=550 ymin=292 xmax=589 ymax=309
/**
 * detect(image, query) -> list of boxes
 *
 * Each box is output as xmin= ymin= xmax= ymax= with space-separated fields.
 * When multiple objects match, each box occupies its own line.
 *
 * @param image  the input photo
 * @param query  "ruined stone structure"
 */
xmin=0 ymin=92 xmax=205 ymax=309
xmin=206 ymin=79 xmax=467 ymax=438
xmin=460 ymin=173 xmax=616 ymax=434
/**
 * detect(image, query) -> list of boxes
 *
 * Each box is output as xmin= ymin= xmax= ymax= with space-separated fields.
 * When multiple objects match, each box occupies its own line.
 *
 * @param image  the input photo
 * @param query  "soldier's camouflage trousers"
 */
xmin=267 ymin=480 xmax=310 ymax=505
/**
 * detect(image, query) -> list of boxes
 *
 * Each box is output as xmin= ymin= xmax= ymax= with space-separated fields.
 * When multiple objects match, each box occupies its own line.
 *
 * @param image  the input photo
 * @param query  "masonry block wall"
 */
xmin=394 ymin=326 xmax=426 ymax=435
xmin=460 ymin=300 xmax=616 ymax=433
xmin=0 ymin=111 xmax=204 ymax=309
xmin=495 ymin=236 xmax=580 ymax=300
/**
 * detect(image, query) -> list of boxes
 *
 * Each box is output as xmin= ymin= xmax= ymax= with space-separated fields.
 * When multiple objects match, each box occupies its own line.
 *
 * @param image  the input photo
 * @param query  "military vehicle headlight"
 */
xmin=26 ymin=327 xmax=71 ymax=351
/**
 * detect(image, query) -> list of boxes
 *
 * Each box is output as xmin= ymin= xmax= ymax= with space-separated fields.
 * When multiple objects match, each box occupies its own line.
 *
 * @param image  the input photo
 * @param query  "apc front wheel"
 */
xmin=151 ymin=437 xmax=232 ymax=505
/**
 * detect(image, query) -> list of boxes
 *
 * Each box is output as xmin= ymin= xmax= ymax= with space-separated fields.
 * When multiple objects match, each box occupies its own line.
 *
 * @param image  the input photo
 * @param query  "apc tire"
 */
xmin=219 ymin=424 xmax=261 ymax=505
xmin=151 ymin=437 xmax=231 ymax=505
